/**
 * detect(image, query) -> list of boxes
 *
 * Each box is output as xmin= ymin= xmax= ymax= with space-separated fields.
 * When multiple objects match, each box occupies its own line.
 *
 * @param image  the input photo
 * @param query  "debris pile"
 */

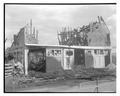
xmin=106 ymin=63 xmax=116 ymax=71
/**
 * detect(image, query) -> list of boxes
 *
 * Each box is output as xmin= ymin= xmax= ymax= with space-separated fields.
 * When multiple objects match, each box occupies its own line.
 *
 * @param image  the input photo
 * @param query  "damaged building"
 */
xmin=7 ymin=17 xmax=112 ymax=75
xmin=57 ymin=16 xmax=111 ymax=46
xmin=7 ymin=20 xmax=39 ymax=73
xmin=25 ymin=44 xmax=111 ymax=75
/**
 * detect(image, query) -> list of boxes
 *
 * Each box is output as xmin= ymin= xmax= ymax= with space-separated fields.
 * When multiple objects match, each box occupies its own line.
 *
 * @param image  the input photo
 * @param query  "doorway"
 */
xmin=74 ymin=49 xmax=85 ymax=66
xmin=93 ymin=50 xmax=106 ymax=68
xmin=28 ymin=48 xmax=46 ymax=72
xmin=63 ymin=49 xmax=74 ymax=70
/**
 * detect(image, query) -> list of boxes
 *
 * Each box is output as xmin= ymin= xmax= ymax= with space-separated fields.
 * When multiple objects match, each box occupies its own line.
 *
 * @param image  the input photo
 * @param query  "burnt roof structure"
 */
xmin=57 ymin=16 xmax=111 ymax=46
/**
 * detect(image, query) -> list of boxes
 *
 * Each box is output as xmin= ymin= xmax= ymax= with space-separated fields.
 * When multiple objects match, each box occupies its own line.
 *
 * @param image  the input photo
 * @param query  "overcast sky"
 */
xmin=5 ymin=5 xmax=116 ymax=48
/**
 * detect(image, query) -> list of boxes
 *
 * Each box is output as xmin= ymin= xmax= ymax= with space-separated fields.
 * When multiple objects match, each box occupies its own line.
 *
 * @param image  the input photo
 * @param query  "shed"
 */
xmin=24 ymin=44 xmax=112 ymax=75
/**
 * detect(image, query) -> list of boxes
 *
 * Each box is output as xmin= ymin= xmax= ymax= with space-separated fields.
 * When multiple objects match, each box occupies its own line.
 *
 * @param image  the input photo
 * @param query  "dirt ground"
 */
xmin=16 ymin=79 xmax=116 ymax=92
xmin=5 ymin=76 xmax=116 ymax=92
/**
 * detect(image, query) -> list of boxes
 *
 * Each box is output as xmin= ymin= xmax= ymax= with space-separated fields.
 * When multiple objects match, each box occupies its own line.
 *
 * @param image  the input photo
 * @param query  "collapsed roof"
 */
xmin=58 ymin=16 xmax=111 ymax=46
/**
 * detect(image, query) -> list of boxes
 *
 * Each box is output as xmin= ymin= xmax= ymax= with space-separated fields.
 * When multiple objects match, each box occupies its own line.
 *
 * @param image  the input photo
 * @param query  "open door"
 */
xmin=63 ymin=49 xmax=74 ymax=70
xmin=75 ymin=49 xmax=85 ymax=66
xmin=105 ymin=50 xmax=110 ymax=66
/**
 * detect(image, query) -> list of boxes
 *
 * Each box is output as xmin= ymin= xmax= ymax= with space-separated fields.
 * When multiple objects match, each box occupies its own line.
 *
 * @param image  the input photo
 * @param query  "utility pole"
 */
xmin=94 ymin=77 xmax=99 ymax=92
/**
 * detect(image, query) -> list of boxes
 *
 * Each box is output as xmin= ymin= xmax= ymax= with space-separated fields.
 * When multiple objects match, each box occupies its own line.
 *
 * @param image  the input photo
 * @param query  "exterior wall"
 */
xmin=8 ymin=27 xmax=25 ymax=62
xmin=46 ymin=48 xmax=63 ymax=73
xmin=24 ymin=47 xmax=111 ymax=75
xmin=88 ymin=21 xmax=110 ymax=46
xmin=7 ymin=22 xmax=39 ymax=75
xmin=85 ymin=49 xmax=111 ymax=68
xmin=7 ymin=28 xmax=25 ymax=73
xmin=8 ymin=47 xmax=24 ymax=64
xmin=11 ymin=28 xmax=25 ymax=48
xmin=16 ymin=28 xmax=25 ymax=46
xmin=93 ymin=49 xmax=110 ymax=68
xmin=46 ymin=48 xmax=75 ymax=72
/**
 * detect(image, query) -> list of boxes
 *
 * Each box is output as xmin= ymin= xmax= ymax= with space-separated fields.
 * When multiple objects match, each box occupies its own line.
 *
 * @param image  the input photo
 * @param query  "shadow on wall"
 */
xmin=46 ymin=56 xmax=63 ymax=73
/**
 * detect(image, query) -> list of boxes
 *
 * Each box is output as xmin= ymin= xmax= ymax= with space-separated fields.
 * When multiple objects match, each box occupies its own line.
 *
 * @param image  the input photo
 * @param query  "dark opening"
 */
xmin=105 ymin=50 xmax=110 ymax=66
xmin=74 ymin=49 xmax=85 ymax=66
xmin=28 ymin=48 xmax=46 ymax=72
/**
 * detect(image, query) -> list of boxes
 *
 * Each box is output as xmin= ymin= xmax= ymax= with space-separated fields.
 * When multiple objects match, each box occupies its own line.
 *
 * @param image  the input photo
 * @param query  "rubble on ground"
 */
xmin=106 ymin=63 xmax=116 ymax=71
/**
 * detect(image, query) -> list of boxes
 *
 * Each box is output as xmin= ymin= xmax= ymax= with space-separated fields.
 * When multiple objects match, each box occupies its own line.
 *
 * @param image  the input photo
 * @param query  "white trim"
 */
xmin=25 ymin=43 xmax=112 ymax=50
xmin=24 ymin=48 xmax=29 ymax=75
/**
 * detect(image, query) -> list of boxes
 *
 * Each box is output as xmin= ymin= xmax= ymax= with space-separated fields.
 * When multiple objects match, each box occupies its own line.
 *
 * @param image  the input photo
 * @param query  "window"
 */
xmin=47 ymin=49 xmax=61 ymax=56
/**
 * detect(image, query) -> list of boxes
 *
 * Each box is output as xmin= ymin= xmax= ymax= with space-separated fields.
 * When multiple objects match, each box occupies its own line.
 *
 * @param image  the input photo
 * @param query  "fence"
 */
xmin=5 ymin=63 xmax=13 ymax=77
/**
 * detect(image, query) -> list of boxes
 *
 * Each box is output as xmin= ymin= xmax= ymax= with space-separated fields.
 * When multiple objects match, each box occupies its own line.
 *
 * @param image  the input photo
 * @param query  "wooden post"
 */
xmin=24 ymin=48 xmax=29 ymax=75
xmin=96 ymin=77 xmax=99 ymax=92
xmin=61 ymin=48 xmax=64 ymax=69
xmin=110 ymin=49 xmax=112 ymax=64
